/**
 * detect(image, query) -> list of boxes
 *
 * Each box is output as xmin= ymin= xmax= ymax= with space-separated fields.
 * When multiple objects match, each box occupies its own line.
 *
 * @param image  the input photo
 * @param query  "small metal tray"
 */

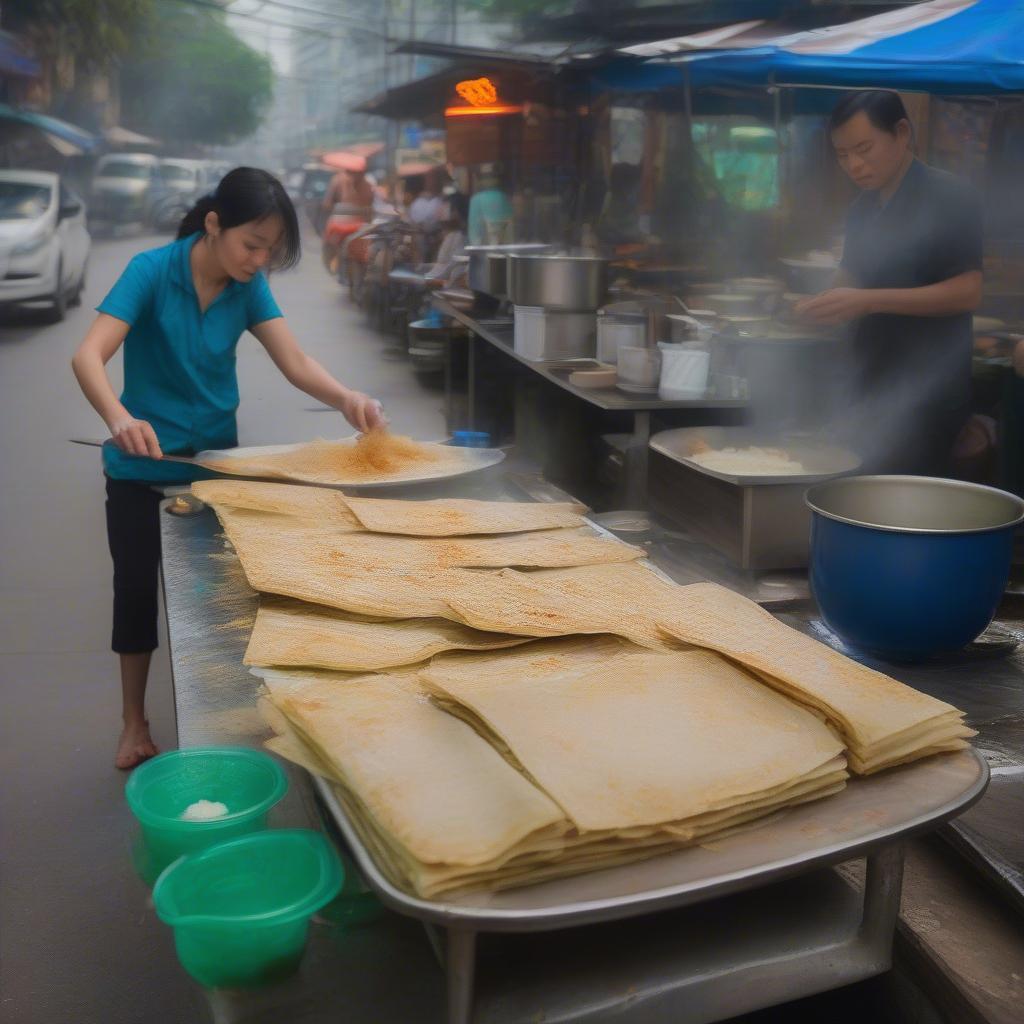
xmin=650 ymin=426 xmax=861 ymax=487
xmin=312 ymin=748 xmax=986 ymax=933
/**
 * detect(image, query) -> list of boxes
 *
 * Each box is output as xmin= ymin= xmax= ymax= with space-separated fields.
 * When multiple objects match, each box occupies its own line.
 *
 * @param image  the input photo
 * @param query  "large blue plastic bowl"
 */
xmin=806 ymin=476 xmax=1024 ymax=661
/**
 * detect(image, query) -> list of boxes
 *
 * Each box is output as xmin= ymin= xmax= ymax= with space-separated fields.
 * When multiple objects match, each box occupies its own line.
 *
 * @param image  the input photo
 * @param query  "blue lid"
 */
xmin=451 ymin=430 xmax=491 ymax=448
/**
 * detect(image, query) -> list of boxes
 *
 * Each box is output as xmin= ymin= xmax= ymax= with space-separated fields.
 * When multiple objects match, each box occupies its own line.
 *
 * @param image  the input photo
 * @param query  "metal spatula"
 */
xmin=68 ymin=438 xmax=203 ymax=466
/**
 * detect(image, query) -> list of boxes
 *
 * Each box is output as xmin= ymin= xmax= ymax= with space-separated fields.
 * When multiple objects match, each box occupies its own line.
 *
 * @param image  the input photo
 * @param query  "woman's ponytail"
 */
xmin=175 ymin=168 xmax=301 ymax=270
xmin=177 ymin=194 xmax=218 ymax=239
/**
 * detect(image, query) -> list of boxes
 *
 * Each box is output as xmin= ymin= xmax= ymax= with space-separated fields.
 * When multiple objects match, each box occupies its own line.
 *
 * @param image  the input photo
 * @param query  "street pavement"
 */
xmin=0 ymin=227 xmax=895 ymax=1024
xmin=0 ymin=226 xmax=445 ymax=1024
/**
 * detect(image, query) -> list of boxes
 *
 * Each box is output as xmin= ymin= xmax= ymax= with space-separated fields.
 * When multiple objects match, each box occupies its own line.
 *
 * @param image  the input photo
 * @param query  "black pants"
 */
xmin=105 ymin=478 xmax=163 ymax=654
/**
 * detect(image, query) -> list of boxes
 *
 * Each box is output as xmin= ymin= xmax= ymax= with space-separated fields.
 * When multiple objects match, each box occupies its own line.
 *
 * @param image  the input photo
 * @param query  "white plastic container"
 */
xmin=513 ymin=306 xmax=596 ymax=362
xmin=596 ymin=319 xmax=646 ymax=365
xmin=617 ymin=345 xmax=661 ymax=391
xmin=658 ymin=343 xmax=710 ymax=399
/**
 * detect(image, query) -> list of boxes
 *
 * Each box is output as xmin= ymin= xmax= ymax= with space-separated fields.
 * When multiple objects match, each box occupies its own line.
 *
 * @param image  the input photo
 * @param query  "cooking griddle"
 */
xmin=650 ymin=426 xmax=862 ymax=486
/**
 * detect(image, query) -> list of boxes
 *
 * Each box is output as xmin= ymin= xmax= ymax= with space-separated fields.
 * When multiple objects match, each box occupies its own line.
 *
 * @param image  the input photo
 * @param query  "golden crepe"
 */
xmin=191 ymin=479 xmax=361 ymax=530
xmin=259 ymin=670 xmax=567 ymax=871
xmin=656 ymin=582 xmax=974 ymax=774
xmin=213 ymin=506 xmax=643 ymax=571
xmin=200 ymin=433 xmax=467 ymax=485
xmin=419 ymin=639 xmax=847 ymax=832
xmin=341 ymin=495 xmax=588 ymax=536
xmin=443 ymin=562 xmax=683 ymax=649
xmin=245 ymin=597 xmax=529 ymax=672
xmin=222 ymin=521 xmax=465 ymax=617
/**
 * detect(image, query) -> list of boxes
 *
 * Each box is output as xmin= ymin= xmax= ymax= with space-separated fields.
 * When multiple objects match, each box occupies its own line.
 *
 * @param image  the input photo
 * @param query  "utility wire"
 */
xmin=225 ymin=0 xmax=523 ymax=29
xmin=157 ymin=0 xmax=392 ymax=40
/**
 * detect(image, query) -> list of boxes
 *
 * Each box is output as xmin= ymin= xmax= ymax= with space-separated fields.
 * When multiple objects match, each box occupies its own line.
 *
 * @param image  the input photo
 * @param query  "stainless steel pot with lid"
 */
xmin=507 ymin=254 xmax=609 ymax=311
xmin=465 ymin=244 xmax=554 ymax=296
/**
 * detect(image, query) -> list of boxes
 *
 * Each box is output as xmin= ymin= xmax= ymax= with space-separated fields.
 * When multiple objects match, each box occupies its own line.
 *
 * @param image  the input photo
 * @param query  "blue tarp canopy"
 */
xmin=623 ymin=0 xmax=1024 ymax=96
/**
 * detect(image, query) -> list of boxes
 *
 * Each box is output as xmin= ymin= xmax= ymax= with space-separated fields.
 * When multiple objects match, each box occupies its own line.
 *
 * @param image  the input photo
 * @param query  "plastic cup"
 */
xmin=153 ymin=829 xmax=344 ymax=988
xmin=125 ymin=747 xmax=288 ymax=880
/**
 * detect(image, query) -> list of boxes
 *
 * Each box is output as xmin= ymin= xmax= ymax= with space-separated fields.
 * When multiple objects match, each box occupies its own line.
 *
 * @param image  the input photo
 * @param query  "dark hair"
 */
xmin=177 ymin=167 xmax=301 ymax=271
xmin=829 ymin=90 xmax=910 ymax=136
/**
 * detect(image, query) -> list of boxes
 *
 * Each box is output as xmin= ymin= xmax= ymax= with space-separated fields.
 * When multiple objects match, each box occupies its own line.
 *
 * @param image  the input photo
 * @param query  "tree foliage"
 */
xmin=1 ymin=0 xmax=153 ymax=72
xmin=119 ymin=4 xmax=274 ymax=145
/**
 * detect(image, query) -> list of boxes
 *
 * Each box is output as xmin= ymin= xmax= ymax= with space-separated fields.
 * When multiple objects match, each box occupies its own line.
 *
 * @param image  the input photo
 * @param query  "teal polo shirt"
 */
xmin=97 ymin=232 xmax=282 ymax=483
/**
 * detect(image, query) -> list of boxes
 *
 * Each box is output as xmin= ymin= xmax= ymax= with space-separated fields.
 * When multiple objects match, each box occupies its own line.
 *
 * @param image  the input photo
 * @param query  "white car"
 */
xmin=89 ymin=152 xmax=161 ymax=228
xmin=0 ymin=170 xmax=90 ymax=322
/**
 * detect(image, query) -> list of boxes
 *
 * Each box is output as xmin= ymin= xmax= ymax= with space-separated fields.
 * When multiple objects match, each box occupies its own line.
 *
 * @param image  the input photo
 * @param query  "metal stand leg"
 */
xmin=623 ymin=410 xmax=651 ymax=509
xmin=444 ymin=334 xmax=453 ymax=433
xmin=446 ymin=927 xmax=477 ymax=1024
xmin=468 ymin=334 xmax=477 ymax=432
xmin=857 ymin=843 xmax=905 ymax=964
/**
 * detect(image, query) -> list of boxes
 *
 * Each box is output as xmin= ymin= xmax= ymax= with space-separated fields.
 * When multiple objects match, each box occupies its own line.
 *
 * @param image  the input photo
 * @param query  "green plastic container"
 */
xmin=152 ymin=829 xmax=344 ymax=988
xmin=125 ymin=747 xmax=288 ymax=878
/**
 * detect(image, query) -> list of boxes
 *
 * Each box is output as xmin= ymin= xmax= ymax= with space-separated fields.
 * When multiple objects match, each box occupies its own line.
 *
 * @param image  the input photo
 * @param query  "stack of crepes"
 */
xmin=258 ymin=637 xmax=847 ymax=898
xmin=191 ymin=478 xmax=974 ymax=898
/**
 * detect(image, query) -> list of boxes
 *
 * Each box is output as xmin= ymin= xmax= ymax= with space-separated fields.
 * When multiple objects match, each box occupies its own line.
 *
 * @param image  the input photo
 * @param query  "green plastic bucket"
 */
xmin=152 ymin=829 xmax=344 ymax=987
xmin=125 ymin=747 xmax=288 ymax=879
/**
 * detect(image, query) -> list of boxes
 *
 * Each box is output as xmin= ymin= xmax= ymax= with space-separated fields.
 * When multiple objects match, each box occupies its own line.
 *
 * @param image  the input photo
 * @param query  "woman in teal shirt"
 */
xmin=72 ymin=167 xmax=384 ymax=769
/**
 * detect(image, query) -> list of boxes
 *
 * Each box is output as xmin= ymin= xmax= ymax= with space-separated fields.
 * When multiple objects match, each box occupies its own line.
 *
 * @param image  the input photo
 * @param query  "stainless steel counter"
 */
xmin=433 ymin=297 xmax=748 ymax=509
xmin=155 ymin=468 xmax=1014 ymax=1023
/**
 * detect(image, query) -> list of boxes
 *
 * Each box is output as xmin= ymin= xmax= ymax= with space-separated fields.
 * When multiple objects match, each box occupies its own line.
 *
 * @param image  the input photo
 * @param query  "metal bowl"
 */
xmin=806 ymin=476 xmax=1024 ymax=661
xmin=507 ymin=254 xmax=609 ymax=311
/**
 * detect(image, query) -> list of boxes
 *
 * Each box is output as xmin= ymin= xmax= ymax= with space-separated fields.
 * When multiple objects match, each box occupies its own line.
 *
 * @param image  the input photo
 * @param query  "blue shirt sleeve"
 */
xmin=96 ymin=253 xmax=157 ymax=325
xmin=247 ymin=271 xmax=283 ymax=328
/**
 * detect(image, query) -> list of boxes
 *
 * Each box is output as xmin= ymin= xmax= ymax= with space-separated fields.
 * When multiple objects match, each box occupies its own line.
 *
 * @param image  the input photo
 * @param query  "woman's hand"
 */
xmin=340 ymin=391 xmax=386 ymax=433
xmin=108 ymin=415 xmax=163 ymax=458
xmin=795 ymin=288 xmax=873 ymax=325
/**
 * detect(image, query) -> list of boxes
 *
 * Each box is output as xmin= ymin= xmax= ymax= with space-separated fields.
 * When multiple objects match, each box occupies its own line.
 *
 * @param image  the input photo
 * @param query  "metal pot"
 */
xmin=507 ymin=254 xmax=609 ymax=311
xmin=806 ymin=475 xmax=1024 ymax=660
xmin=703 ymin=292 xmax=762 ymax=316
xmin=465 ymin=244 xmax=553 ymax=296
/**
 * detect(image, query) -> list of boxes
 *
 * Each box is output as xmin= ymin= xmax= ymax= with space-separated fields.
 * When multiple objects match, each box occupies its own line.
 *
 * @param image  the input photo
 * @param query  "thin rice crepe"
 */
xmin=192 ymin=479 xmax=361 ymax=530
xmin=213 ymin=506 xmax=643 ymax=571
xmin=342 ymin=495 xmax=589 ymax=536
xmin=419 ymin=639 xmax=847 ymax=832
xmin=443 ymin=563 xmax=684 ymax=649
xmin=656 ymin=582 xmax=974 ymax=774
xmin=245 ymin=598 xmax=529 ymax=672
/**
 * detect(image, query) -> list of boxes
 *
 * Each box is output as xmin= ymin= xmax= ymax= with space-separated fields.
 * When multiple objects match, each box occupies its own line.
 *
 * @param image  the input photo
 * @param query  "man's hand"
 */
xmin=341 ymin=391 xmax=386 ymax=433
xmin=795 ymin=288 xmax=873 ymax=325
xmin=108 ymin=416 xmax=162 ymax=458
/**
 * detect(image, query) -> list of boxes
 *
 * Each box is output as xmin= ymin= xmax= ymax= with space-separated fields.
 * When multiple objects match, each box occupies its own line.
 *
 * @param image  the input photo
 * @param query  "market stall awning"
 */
xmin=0 ymin=104 xmax=100 ymax=151
xmin=104 ymin=124 xmax=159 ymax=147
xmin=322 ymin=150 xmax=367 ymax=172
xmin=621 ymin=0 xmax=1024 ymax=95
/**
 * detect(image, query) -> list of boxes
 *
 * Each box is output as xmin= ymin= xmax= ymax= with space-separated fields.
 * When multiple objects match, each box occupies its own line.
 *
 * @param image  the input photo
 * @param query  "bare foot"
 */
xmin=116 ymin=720 xmax=159 ymax=770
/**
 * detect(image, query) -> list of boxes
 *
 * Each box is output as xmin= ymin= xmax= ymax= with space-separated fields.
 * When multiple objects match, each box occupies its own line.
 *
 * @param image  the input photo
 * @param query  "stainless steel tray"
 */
xmin=650 ymin=426 xmax=861 ymax=486
xmin=312 ymin=748 xmax=987 ymax=932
